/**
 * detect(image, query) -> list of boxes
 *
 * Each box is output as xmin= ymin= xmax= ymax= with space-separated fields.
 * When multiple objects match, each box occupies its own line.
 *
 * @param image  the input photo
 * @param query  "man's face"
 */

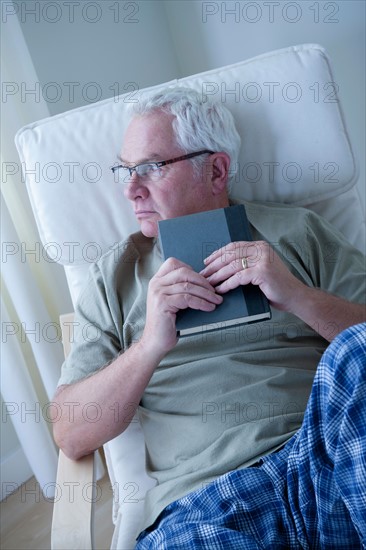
xmin=120 ymin=112 xmax=219 ymax=238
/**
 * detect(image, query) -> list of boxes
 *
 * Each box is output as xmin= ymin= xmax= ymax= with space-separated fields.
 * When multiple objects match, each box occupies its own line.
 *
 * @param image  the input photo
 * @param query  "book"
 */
xmin=158 ymin=204 xmax=271 ymax=337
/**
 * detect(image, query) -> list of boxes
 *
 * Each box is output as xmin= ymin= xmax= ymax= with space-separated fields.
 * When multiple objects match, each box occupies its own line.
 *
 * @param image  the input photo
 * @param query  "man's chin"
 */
xmin=140 ymin=220 xmax=159 ymax=238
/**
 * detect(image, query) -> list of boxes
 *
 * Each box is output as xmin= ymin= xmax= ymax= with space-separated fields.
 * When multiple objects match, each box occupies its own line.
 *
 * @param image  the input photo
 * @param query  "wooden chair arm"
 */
xmin=51 ymin=312 xmax=96 ymax=549
xmin=51 ymin=450 xmax=95 ymax=550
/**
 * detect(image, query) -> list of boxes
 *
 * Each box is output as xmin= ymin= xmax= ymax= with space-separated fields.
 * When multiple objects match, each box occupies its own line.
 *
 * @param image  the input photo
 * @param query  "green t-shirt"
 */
xmin=58 ymin=201 xmax=366 ymax=531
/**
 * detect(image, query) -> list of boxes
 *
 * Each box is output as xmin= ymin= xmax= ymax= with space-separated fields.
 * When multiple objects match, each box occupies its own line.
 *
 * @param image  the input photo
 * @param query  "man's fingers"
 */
xmin=164 ymin=280 xmax=223 ymax=305
xmin=201 ymin=241 xmax=270 ymax=285
xmin=203 ymin=258 xmax=248 ymax=286
xmin=150 ymin=257 xmax=223 ymax=311
xmin=164 ymin=292 xmax=221 ymax=313
xmin=157 ymin=258 xmax=220 ymax=294
xmin=214 ymin=271 xmax=252 ymax=294
xmin=155 ymin=257 xmax=189 ymax=277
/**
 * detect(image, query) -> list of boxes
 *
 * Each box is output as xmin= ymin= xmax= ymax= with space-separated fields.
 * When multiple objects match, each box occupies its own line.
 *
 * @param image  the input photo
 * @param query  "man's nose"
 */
xmin=123 ymin=171 xmax=148 ymax=200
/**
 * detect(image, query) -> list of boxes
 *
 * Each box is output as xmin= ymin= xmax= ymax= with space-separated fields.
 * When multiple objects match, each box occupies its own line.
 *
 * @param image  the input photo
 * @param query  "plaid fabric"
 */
xmin=136 ymin=324 xmax=366 ymax=549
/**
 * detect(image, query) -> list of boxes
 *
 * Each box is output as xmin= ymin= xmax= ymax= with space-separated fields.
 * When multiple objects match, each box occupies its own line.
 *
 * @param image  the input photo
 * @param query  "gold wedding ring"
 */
xmin=241 ymin=257 xmax=248 ymax=270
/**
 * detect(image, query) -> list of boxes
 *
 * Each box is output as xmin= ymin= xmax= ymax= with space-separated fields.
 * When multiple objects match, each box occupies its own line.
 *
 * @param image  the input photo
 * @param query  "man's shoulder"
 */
xmin=80 ymin=232 xmax=157 ymax=293
xmin=94 ymin=231 xmax=156 ymax=272
xmin=233 ymin=199 xmax=317 ymax=233
xmin=238 ymin=199 xmax=309 ymax=218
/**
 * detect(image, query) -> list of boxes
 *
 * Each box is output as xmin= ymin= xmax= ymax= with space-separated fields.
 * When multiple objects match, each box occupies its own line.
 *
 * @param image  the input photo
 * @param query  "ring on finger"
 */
xmin=241 ymin=257 xmax=249 ymax=270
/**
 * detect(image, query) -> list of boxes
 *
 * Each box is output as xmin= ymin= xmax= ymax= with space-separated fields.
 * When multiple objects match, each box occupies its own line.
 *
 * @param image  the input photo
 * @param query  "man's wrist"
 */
xmin=137 ymin=333 xmax=174 ymax=366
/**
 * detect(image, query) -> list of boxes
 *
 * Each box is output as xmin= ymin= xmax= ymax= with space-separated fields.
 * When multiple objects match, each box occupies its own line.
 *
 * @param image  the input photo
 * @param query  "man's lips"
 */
xmin=135 ymin=210 xmax=156 ymax=219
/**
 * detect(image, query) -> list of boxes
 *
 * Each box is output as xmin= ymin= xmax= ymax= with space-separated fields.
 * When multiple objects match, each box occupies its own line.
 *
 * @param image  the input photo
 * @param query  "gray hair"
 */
xmin=126 ymin=87 xmax=241 ymax=190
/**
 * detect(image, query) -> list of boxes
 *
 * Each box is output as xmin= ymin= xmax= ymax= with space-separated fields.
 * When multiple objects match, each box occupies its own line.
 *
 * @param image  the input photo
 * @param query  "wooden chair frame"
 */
xmin=51 ymin=314 xmax=96 ymax=550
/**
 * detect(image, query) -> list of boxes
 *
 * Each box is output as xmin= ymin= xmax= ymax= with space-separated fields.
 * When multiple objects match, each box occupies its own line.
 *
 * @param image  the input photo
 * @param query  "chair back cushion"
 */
xmin=15 ymin=43 xmax=363 ymax=271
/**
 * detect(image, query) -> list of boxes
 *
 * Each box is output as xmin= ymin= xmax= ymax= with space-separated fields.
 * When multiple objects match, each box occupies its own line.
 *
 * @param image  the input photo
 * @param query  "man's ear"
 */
xmin=209 ymin=152 xmax=231 ymax=195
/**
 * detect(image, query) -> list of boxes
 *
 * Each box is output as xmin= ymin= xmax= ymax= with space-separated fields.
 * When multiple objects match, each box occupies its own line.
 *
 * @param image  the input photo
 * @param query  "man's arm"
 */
xmin=52 ymin=258 xmax=222 ymax=460
xmin=201 ymin=240 xmax=365 ymax=342
xmin=283 ymin=285 xmax=365 ymax=341
xmin=53 ymin=338 xmax=164 ymax=460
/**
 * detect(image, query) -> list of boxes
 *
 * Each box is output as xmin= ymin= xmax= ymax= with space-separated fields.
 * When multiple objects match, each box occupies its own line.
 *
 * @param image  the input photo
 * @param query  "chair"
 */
xmin=15 ymin=44 xmax=365 ymax=550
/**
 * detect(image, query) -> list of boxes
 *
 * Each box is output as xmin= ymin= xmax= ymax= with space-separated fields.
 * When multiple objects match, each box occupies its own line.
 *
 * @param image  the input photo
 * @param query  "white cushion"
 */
xmin=104 ymin=414 xmax=156 ymax=547
xmin=15 ymin=43 xmax=365 ymax=546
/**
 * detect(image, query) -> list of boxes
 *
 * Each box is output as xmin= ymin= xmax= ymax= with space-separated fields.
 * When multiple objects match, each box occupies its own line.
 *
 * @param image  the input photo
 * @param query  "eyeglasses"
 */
xmin=111 ymin=150 xmax=214 ymax=184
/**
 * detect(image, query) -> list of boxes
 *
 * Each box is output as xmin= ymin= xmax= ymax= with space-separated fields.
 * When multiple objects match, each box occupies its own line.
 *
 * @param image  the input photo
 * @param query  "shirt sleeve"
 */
xmin=303 ymin=210 xmax=366 ymax=304
xmin=58 ymin=261 xmax=122 ymax=386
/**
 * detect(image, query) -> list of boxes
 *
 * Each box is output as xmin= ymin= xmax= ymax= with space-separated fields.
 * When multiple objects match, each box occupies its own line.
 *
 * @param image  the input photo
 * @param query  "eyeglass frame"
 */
xmin=110 ymin=149 xmax=214 ymax=181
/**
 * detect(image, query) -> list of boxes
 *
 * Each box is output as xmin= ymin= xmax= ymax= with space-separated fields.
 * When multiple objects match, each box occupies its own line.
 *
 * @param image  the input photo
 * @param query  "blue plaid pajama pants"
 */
xmin=136 ymin=324 xmax=366 ymax=549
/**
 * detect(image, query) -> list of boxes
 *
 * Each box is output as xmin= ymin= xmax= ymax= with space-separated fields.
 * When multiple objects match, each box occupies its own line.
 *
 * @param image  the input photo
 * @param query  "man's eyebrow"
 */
xmin=116 ymin=153 xmax=165 ymax=165
xmin=117 ymin=154 xmax=127 ymax=163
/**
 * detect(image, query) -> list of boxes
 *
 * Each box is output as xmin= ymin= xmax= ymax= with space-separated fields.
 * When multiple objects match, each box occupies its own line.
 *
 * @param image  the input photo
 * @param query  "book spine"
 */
xmin=224 ymin=205 xmax=252 ymax=242
xmin=224 ymin=206 xmax=270 ymax=317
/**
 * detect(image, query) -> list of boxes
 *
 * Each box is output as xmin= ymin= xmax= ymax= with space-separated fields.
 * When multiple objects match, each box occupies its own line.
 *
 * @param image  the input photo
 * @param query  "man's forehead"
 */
xmin=120 ymin=112 xmax=178 ymax=163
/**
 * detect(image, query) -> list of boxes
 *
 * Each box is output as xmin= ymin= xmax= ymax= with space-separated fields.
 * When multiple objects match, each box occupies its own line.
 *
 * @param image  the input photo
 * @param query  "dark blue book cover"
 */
xmin=158 ymin=204 xmax=271 ymax=337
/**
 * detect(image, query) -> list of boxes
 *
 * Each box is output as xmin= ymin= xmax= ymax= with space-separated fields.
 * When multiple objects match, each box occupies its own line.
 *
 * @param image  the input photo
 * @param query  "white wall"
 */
xmin=14 ymin=0 xmax=180 ymax=114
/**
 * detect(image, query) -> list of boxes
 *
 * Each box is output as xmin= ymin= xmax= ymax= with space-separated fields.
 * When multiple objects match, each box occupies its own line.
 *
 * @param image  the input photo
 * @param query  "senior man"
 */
xmin=53 ymin=88 xmax=365 ymax=548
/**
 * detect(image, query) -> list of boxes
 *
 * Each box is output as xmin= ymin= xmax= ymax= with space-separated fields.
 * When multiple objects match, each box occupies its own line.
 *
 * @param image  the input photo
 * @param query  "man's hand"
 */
xmin=201 ymin=241 xmax=303 ymax=313
xmin=201 ymin=240 xmax=365 ymax=342
xmin=141 ymin=258 xmax=223 ymax=356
